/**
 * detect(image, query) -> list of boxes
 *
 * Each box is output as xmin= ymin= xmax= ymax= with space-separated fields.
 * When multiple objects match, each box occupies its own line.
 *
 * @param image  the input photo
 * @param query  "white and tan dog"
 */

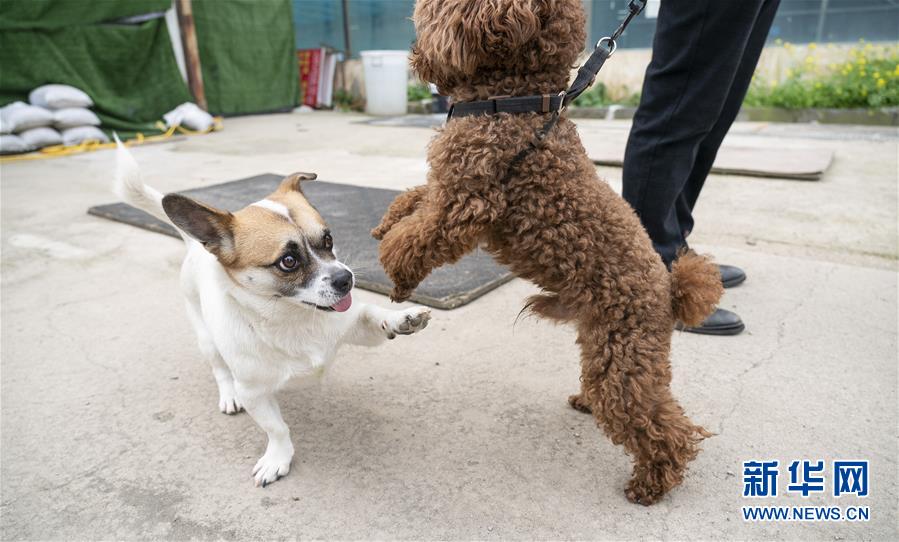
xmin=113 ymin=141 xmax=431 ymax=487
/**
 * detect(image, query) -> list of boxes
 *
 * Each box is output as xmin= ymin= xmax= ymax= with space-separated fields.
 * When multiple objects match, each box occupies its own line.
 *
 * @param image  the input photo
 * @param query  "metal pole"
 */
xmin=175 ymin=0 xmax=208 ymax=111
xmin=340 ymin=0 xmax=352 ymax=93
xmin=815 ymin=0 xmax=829 ymax=43
xmin=341 ymin=0 xmax=352 ymax=58
xmin=583 ymin=0 xmax=593 ymax=51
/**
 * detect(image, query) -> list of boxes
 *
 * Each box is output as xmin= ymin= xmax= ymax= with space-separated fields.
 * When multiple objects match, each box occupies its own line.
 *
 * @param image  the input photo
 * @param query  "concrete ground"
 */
xmin=1 ymin=112 xmax=896 ymax=540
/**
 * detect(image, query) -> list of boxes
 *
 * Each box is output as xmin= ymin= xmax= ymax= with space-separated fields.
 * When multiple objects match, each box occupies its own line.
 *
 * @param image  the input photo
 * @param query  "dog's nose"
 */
xmin=330 ymin=269 xmax=354 ymax=296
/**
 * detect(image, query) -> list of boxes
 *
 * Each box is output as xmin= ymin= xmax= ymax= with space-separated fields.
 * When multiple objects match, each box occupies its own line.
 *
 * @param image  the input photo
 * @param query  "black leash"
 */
xmin=446 ymin=0 xmax=646 ymax=181
xmin=564 ymin=0 xmax=645 ymax=107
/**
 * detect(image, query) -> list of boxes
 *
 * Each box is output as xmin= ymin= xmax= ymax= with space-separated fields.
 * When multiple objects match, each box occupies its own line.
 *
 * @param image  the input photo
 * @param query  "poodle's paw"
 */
xmin=625 ymin=481 xmax=665 ymax=506
xmin=567 ymin=393 xmax=592 ymax=414
xmin=252 ymin=443 xmax=294 ymax=488
xmin=389 ymin=285 xmax=413 ymax=303
xmin=382 ymin=307 xmax=431 ymax=339
xmin=625 ymin=464 xmax=680 ymax=506
xmin=218 ymin=393 xmax=244 ymax=415
xmin=371 ymin=224 xmax=390 ymax=240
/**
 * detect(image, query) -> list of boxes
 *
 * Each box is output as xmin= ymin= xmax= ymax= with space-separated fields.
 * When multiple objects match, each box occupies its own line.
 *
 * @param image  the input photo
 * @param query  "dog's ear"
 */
xmin=276 ymin=172 xmax=317 ymax=194
xmin=413 ymin=0 xmax=544 ymax=78
xmin=162 ymin=194 xmax=235 ymax=262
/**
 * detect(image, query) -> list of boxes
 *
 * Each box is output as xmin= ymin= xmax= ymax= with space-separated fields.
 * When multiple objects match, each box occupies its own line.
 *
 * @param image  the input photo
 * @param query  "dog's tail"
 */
xmin=113 ymin=135 xmax=172 ymax=226
xmin=670 ymin=250 xmax=723 ymax=327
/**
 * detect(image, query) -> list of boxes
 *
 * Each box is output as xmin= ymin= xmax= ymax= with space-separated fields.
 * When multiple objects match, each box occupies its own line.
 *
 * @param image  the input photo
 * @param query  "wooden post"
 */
xmin=175 ymin=0 xmax=208 ymax=111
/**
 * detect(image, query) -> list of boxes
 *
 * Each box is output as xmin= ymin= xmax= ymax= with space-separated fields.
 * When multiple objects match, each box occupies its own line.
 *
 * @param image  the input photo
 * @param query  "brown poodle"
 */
xmin=372 ymin=0 xmax=723 ymax=505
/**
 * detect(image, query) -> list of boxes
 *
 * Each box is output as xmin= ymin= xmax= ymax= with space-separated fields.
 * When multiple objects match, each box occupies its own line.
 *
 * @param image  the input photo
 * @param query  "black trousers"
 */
xmin=622 ymin=0 xmax=781 ymax=266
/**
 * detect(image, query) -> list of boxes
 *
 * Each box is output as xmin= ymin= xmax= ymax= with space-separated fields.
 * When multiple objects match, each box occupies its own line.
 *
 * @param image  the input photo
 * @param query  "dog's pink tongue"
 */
xmin=330 ymin=292 xmax=353 ymax=312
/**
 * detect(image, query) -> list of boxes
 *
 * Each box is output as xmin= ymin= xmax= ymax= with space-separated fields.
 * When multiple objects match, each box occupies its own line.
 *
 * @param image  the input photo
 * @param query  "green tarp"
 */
xmin=193 ymin=0 xmax=298 ymax=115
xmin=0 ymin=19 xmax=192 ymax=137
xmin=0 ymin=0 xmax=298 ymax=136
xmin=0 ymin=0 xmax=171 ymax=30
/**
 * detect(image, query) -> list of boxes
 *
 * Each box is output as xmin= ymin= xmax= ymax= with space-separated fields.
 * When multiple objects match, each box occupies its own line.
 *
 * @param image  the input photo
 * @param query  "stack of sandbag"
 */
xmin=1 ymin=102 xmax=50 ymax=154
xmin=0 ymin=84 xmax=107 ymax=155
xmin=32 ymin=85 xmax=108 ymax=146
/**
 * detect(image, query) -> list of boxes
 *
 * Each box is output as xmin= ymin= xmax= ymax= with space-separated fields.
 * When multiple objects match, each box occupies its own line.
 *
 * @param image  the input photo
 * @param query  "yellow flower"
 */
xmin=805 ymin=56 xmax=815 ymax=64
xmin=808 ymin=43 xmax=817 ymax=50
xmin=873 ymin=71 xmax=880 ymax=78
xmin=877 ymin=78 xmax=886 ymax=88
xmin=893 ymin=65 xmax=899 ymax=76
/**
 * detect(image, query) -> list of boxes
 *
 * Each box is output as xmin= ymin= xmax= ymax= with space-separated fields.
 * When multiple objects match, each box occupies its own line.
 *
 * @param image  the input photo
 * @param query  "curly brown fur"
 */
xmin=375 ymin=0 xmax=721 ymax=504
xmin=372 ymin=185 xmax=428 ymax=240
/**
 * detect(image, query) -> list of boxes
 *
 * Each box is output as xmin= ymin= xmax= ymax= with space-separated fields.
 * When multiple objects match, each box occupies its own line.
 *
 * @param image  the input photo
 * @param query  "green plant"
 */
xmin=333 ymin=89 xmax=364 ymax=112
xmin=745 ymin=41 xmax=899 ymax=109
xmin=407 ymin=82 xmax=432 ymax=102
xmin=571 ymin=82 xmax=641 ymax=107
xmin=572 ymin=81 xmax=609 ymax=106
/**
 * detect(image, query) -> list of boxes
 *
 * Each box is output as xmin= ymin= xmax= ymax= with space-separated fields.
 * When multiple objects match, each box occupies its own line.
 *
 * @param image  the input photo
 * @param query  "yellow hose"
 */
xmin=0 ymin=117 xmax=223 ymax=164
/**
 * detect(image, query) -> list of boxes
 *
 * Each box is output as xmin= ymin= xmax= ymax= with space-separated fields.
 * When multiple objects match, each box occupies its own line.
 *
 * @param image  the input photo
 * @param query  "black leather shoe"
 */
xmin=676 ymin=308 xmax=745 ymax=336
xmin=719 ymin=264 xmax=746 ymax=288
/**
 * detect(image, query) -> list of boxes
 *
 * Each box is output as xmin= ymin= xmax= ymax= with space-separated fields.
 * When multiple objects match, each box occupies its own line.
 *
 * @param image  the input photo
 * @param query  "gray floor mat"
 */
xmin=88 ymin=175 xmax=512 ymax=309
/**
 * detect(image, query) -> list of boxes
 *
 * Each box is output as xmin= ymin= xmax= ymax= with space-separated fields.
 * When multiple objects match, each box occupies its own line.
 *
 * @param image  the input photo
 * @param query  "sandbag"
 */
xmin=53 ymin=107 xmax=101 ymax=130
xmin=163 ymin=102 xmax=214 ymax=131
xmin=0 ymin=134 xmax=33 ymax=154
xmin=20 ymin=126 xmax=63 ymax=149
xmin=29 ymin=84 xmax=93 ymax=109
xmin=0 ymin=101 xmax=53 ymax=133
xmin=61 ymin=126 xmax=109 ymax=146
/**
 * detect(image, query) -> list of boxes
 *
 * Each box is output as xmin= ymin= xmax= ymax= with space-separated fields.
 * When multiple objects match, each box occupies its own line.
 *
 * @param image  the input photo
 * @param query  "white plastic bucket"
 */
xmin=360 ymin=50 xmax=409 ymax=116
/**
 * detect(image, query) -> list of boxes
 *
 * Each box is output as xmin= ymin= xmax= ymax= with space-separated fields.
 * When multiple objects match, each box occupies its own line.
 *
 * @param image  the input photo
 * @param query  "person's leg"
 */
xmin=622 ymin=0 xmax=768 ymax=266
xmin=677 ymin=0 xmax=782 ymax=232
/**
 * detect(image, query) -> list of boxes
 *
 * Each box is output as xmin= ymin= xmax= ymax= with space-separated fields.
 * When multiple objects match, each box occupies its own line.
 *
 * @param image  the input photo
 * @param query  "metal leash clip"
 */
xmin=595 ymin=37 xmax=618 ymax=56
xmin=557 ymin=90 xmax=567 ymax=112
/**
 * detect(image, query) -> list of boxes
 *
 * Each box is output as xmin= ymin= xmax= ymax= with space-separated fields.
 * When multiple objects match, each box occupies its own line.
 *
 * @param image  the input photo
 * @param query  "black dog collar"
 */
xmin=448 ymin=92 xmax=566 ymax=119
xmin=445 ymin=0 xmax=645 ymax=122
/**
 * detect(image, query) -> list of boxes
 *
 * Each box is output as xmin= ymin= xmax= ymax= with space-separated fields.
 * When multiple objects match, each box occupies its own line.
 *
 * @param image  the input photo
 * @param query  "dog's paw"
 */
xmin=252 ymin=448 xmax=293 ymax=488
xmin=219 ymin=393 xmax=244 ymax=415
xmin=381 ymin=307 xmax=431 ymax=339
xmin=371 ymin=225 xmax=388 ymax=240
xmin=389 ymin=285 xmax=413 ymax=303
xmin=567 ymin=393 xmax=592 ymax=414
xmin=625 ymin=480 xmax=665 ymax=506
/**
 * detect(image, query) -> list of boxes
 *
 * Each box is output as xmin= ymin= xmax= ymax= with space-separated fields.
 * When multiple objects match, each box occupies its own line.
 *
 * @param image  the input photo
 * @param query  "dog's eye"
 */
xmin=322 ymin=233 xmax=333 ymax=250
xmin=278 ymin=254 xmax=299 ymax=272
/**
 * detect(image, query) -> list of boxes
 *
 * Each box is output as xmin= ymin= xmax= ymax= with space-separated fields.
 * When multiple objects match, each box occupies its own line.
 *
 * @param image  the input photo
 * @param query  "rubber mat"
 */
xmin=88 ymin=175 xmax=512 ymax=309
xmin=587 ymin=140 xmax=833 ymax=181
